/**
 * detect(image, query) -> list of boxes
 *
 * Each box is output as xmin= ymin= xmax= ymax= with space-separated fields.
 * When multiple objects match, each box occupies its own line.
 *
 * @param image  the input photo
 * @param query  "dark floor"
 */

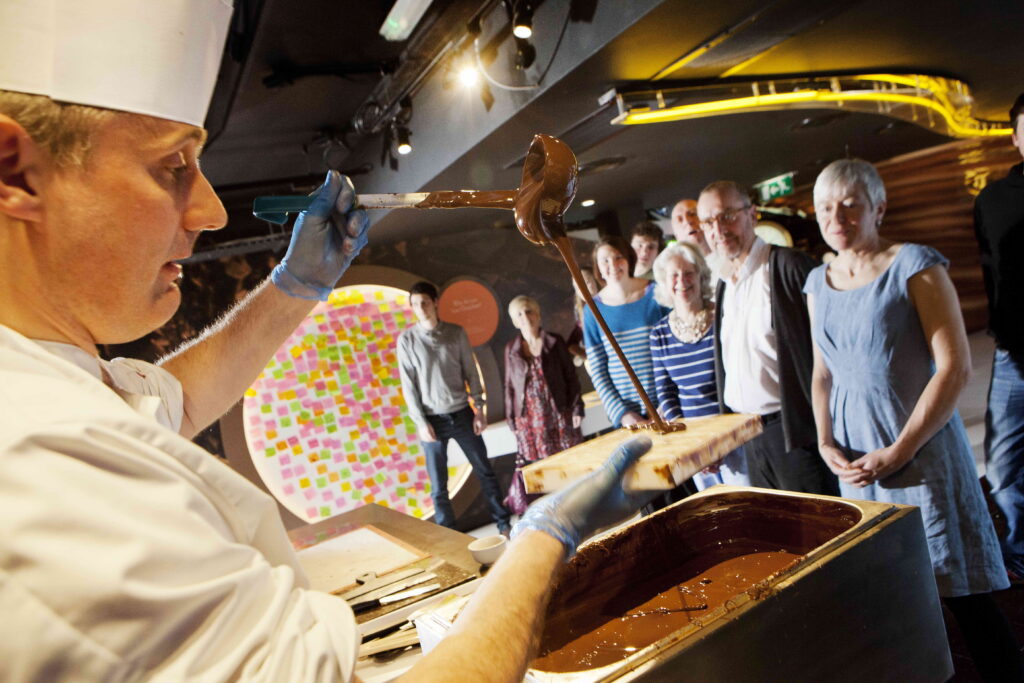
xmin=943 ymin=480 xmax=1024 ymax=682
xmin=943 ymin=587 xmax=1024 ymax=681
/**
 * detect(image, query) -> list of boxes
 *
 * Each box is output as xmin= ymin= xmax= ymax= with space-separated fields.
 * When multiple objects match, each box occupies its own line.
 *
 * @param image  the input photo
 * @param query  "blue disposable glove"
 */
xmin=271 ymin=171 xmax=370 ymax=300
xmin=512 ymin=436 xmax=655 ymax=560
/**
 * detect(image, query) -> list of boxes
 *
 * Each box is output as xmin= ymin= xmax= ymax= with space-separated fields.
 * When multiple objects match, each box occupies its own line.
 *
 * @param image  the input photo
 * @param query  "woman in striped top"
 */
xmin=650 ymin=243 xmax=749 ymax=489
xmin=583 ymin=236 xmax=668 ymax=427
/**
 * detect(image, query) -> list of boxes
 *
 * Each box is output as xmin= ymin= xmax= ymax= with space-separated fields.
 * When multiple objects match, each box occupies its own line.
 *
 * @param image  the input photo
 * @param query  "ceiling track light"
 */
xmin=512 ymin=17 xmax=532 ymax=39
xmin=395 ymin=125 xmax=413 ymax=155
xmin=458 ymin=61 xmax=480 ymax=87
xmin=379 ymin=98 xmax=414 ymax=168
xmin=509 ymin=0 xmax=534 ymax=40
xmin=606 ymin=73 xmax=1011 ymax=139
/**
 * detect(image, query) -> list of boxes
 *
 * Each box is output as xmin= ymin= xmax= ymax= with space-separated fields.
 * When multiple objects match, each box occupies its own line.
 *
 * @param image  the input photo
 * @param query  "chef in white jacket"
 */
xmin=0 ymin=1 xmax=653 ymax=681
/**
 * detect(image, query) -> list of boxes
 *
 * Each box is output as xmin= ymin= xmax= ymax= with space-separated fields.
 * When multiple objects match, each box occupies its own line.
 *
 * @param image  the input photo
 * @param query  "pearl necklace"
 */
xmin=668 ymin=307 xmax=712 ymax=343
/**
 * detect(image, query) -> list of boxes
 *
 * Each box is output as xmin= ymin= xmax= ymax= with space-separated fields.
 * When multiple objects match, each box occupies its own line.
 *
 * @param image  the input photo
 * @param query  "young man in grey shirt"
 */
xmin=397 ymin=282 xmax=511 ymax=534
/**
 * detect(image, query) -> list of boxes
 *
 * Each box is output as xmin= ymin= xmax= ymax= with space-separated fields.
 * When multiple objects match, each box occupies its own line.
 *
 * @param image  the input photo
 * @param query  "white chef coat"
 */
xmin=0 ymin=324 xmax=358 ymax=681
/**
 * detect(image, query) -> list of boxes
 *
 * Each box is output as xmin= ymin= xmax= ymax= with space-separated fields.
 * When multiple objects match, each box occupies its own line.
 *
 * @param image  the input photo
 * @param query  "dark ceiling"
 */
xmin=197 ymin=0 xmax=1024 ymax=252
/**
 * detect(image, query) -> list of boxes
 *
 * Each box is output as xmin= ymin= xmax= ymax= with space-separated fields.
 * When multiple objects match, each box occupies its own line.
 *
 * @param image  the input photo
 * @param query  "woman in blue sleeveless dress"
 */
xmin=805 ymin=159 xmax=1020 ymax=681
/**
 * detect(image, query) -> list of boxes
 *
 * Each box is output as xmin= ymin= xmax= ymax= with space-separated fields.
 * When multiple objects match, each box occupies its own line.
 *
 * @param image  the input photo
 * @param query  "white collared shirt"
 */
xmin=720 ymin=237 xmax=781 ymax=414
xmin=704 ymin=250 xmax=727 ymax=294
xmin=33 ymin=339 xmax=184 ymax=431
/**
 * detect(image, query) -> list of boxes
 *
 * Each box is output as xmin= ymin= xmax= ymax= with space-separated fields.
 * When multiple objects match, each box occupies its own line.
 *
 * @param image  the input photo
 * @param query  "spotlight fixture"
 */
xmin=580 ymin=199 xmax=596 ymax=207
xmin=512 ymin=1 xmax=533 ymax=39
xmin=513 ymin=19 xmax=532 ymax=39
xmin=458 ymin=63 xmax=480 ymax=87
xmin=381 ymin=98 xmax=414 ymax=168
xmin=395 ymin=126 xmax=413 ymax=155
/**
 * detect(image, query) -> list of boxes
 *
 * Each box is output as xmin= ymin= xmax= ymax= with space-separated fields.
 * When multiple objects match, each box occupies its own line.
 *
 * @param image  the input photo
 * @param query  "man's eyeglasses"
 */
xmin=699 ymin=205 xmax=750 ymax=231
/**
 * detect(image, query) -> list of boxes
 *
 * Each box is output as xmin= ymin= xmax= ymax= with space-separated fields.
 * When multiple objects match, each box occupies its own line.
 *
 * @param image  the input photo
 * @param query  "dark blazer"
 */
xmin=973 ymin=161 xmax=1024 ymax=355
xmin=713 ymin=245 xmax=818 ymax=452
xmin=504 ymin=330 xmax=584 ymax=431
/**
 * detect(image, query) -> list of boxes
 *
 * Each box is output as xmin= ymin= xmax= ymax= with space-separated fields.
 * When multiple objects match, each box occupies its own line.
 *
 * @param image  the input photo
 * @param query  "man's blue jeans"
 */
xmin=985 ymin=348 xmax=1024 ymax=575
xmin=422 ymin=407 xmax=510 ymax=531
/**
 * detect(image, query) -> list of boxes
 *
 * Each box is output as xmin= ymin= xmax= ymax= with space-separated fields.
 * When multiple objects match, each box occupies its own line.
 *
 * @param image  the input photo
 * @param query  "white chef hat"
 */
xmin=0 ymin=0 xmax=233 ymax=127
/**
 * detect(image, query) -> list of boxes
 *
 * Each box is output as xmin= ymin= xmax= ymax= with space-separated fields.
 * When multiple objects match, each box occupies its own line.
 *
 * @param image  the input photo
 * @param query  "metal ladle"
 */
xmin=251 ymin=134 xmax=575 ymax=228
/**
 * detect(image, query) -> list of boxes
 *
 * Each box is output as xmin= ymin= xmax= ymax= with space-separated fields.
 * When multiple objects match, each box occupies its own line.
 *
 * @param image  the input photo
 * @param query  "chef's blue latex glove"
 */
xmin=271 ymin=171 xmax=369 ymax=300
xmin=512 ymin=436 xmax=655 ymax=560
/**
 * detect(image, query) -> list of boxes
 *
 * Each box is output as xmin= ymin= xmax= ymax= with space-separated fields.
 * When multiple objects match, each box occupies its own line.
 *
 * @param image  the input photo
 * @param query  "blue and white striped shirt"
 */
xmin=583 ymin=284 xmax=668 ymax=426
xmin=649 ymin=314 xmax=719 ymax=421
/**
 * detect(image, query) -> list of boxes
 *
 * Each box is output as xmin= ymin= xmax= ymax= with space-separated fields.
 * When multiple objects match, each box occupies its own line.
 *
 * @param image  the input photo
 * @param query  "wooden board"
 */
xmin=521 ymin=413 xmax=763 ymax=493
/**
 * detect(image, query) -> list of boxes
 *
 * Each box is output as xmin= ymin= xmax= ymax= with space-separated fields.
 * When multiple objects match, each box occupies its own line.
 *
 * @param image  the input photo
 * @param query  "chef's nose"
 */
xmin=185 ymin=170 xmax=227 ymax=233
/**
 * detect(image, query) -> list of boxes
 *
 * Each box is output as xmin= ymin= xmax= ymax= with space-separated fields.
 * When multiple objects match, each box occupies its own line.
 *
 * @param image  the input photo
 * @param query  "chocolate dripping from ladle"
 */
xmin=551 ymin=238 xmax=679 ymax=434
xmin=251 ymin=135 xmax=681 ymax=434
xmin=513 ymin=134 xmax=680 ymax=434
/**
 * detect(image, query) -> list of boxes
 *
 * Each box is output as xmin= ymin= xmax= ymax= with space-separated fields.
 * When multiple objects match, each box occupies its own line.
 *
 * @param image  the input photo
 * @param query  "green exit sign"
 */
xmin=754 ymin=172 xmax=795 ymax=203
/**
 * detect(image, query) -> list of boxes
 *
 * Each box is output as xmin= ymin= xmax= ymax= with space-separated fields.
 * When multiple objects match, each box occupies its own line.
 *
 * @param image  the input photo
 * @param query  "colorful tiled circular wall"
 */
xmin=242 ymin=285 xmax=455 ymax=522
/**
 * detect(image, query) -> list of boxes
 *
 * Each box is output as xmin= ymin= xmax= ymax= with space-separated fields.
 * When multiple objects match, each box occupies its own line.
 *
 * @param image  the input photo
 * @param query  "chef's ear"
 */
xmin=0 ymin=115 xmax=45 ymax=222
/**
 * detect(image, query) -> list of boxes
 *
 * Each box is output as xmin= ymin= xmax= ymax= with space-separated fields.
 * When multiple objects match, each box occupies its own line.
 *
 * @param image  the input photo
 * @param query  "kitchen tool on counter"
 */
xmin=347 ymin=572 xmax=439 ymax=607
xmin=340 ymin=566 xmax=430 ymax=602
xmin=352 ymin=582 xmax=444 ymax=615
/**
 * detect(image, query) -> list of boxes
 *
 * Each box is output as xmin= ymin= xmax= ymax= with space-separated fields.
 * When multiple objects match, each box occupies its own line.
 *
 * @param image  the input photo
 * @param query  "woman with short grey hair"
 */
xmin=652 ymin=243 xmax=713 ymax=309
xmin=806 ymin=158 xmax=1021 ymax=679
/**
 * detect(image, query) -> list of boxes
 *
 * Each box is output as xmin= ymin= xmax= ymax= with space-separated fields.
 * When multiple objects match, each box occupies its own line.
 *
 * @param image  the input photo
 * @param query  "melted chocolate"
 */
xmin=509 ymin=135 xmax=670 ymax=431
xmin=513 ymin=134 xmax=577 ymax=245
xmin=533 ymin=491 xmax=862 ymax=673
xmin=625 ymin=420 xmax=687 ymax=433
xmin=414 ymin=190 xmax=514 ymax=210
xmin=551 ymin=236 xmax=671 ymax=432
xmin=533 ymin=548 xmax=802 ymax=672
xmin=405 ymin=134 xmax=673 ymax=432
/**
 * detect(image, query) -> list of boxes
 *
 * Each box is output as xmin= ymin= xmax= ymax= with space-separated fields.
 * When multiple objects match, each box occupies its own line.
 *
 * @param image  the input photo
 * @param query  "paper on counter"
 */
xmin=297 ymin=524 xmax=428 ymax=594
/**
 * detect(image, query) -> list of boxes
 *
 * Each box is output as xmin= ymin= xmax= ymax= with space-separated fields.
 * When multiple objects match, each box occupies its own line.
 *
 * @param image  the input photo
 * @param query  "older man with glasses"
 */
xmin=697 ymin=181 xmax=838 ymax=496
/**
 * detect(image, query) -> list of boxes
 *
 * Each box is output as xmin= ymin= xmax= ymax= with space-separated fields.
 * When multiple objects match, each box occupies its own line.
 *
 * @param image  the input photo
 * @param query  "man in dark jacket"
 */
xmin=973 ymin=93 xmax=1024 ymax=582
xmin=699 ymin=181 xmax=838 ymax=495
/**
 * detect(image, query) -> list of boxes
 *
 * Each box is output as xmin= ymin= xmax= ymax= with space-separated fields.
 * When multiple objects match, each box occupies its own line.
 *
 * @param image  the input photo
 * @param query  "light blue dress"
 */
xmin=804 ymin=243 xmax=1008 ymax=597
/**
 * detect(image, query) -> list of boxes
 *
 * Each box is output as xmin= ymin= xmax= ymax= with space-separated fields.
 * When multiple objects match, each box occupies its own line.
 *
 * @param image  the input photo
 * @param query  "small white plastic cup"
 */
xmin=468 ymin=535 xmax=507 ymax=566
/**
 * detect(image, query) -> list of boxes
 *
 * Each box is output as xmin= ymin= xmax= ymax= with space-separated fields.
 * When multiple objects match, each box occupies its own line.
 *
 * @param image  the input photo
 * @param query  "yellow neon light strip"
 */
xmin=617 ymin=86 xmax=1012 ymax=138
xmin=850 ymin=73 xmax=982 ymax=135
xmin=853 ymin=74 xmax=927 ymax=88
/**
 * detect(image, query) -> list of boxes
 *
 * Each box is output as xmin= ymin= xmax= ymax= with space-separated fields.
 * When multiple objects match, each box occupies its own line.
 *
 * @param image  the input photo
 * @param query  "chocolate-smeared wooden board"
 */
xmin=522 ymin=413 xmax=763 ymax=493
